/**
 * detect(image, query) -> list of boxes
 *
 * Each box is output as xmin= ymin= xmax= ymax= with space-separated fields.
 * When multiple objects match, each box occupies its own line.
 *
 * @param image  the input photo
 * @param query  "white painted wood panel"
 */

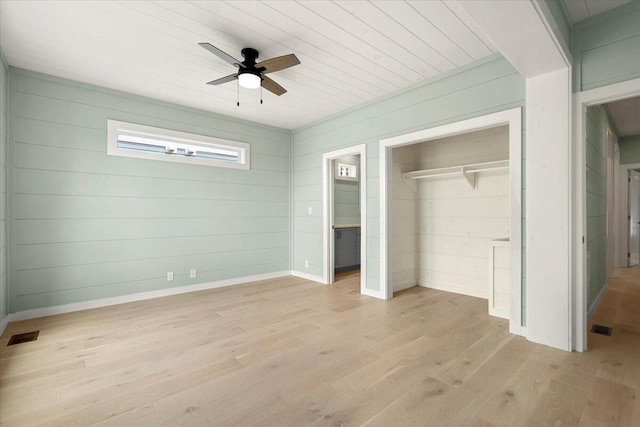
xmin=526 ymin=68 xmax=571 ymax=351
xmin=408 ymin=1 xmax=493 ymax=60
xmin=0 ymin=0 xmax=498 ymax=129
xmin=489 ymin=241 xmax=510 ymax=319
xmin=416 ymin=127 xmax=509 ymax=299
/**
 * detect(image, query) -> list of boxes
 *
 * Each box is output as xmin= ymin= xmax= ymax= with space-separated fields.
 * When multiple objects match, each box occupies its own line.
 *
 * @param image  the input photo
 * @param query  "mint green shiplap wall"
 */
xmin=620 ymin=135 xmax=640 ymax=165
xmin=573 ymin=1 xmax=640 ymax=92
xmin=0 ymin=52 xmax=8 ymax=320
xmin=7 ymin=68 xmax=290 ymax=313
xmin=292 ymin=54 xmax=525 ymax=293
xmin=585 ymin=105 xmax=613 ymax=309
xmin=545 ymin=0 xmax=572 ymax=48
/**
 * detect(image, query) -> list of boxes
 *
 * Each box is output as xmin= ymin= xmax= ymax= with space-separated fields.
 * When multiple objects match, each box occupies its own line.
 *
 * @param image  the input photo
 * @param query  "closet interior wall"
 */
xmin=392 ymin=126 xmax=510 ymax=299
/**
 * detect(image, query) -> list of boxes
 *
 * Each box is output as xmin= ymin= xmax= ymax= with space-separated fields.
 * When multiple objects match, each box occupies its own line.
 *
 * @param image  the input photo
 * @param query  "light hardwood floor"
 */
xmin=1 ymin=267 xmax=639 ymax=426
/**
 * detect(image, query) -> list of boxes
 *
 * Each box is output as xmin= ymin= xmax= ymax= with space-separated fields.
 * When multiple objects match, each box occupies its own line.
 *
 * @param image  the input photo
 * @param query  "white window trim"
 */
xmin=107 ymin=120 xmax=250 ymax=170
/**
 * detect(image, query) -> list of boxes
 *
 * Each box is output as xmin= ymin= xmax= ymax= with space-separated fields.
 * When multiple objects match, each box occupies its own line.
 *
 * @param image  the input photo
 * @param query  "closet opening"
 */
xmin=379 ymin=108 xmax=523 ymax=336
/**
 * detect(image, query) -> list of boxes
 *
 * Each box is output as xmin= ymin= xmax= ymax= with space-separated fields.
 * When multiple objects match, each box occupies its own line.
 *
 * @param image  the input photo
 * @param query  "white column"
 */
xmin=525 ymin=67 xmax=572 ymax=350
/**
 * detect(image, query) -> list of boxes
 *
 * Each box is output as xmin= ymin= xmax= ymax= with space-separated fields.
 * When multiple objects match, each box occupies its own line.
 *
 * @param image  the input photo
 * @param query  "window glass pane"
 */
xmin=108 ymin=120 xmax=249 ymax=170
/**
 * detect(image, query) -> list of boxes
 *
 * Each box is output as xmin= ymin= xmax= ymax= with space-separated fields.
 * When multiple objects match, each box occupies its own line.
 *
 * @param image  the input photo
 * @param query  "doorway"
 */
xmin=572 ymin=77 xmax=640 ymax=352
xmin=322 ymin=144 xmax=367 ymax=294
xmin=379 ymin=108 xmax=523 ymax=336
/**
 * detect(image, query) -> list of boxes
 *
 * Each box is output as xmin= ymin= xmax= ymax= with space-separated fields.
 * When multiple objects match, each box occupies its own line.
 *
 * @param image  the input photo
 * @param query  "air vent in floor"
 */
xmin=7 ymin=331 xmax=40 ymax=346
xmin=590 ymin=324 xmax=613 ymax=336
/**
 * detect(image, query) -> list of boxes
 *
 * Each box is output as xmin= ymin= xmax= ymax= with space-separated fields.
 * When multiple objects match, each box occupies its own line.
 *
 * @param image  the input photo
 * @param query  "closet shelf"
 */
xmin=402 ymin=160 xmax=509 ymax=191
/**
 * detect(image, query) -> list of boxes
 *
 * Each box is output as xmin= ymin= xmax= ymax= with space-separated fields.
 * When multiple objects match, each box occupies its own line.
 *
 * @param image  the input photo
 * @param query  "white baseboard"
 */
xmin=587 ymin=282 xmax=608 ymax=321
xmin=510 ymin=324 xmax=527 ymax=337
xmin=361 ymin=287 xmax=386 ymax=300
xmin=0 ymin=315 xmax=8 ymax=337
xmin=419 ymin=281 xmax=489 ymax=300
xmin=393 ymin=283 xmax=416 ymax=293
xmin=290 ymin=270 xmax=326 ymax=284
xmin=6 ymin=270 xmax=291 ymax=323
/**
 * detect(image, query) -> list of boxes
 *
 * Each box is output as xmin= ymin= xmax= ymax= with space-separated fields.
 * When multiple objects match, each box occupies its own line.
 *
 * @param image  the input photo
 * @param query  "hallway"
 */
xmin=579 ymin=266 xmax=640 ymax=425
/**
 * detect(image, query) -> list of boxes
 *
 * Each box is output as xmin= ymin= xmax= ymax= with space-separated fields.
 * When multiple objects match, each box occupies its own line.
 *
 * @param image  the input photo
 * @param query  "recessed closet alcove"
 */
xmin=391 ymin=126 xmax=512 ymax=318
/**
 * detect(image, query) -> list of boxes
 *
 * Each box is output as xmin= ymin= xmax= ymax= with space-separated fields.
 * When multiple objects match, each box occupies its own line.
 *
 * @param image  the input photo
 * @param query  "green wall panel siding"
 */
xmin=585 ymin=105 xmax=613 ymax=309
xmin=544 ymin=0 xmax=572 ymax=47
xmin=620 ymin=135 xmax=640 ymax=165
xmin=0 ymin=51 xmax=7 ymax=321
xmin=573 ymin=2 xmax=640 ymax=92
xmin=7 ymin=68 xmax=290 ymax=312
xmin=292 ymin=54 xmax=525 ymax=289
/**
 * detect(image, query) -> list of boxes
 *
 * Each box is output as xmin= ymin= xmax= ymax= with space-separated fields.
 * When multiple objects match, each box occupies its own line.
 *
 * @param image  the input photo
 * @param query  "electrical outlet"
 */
xmin=190 ymin=269 xmax=197 ymax=279
xmin=308 ymin=207 xmax=312 ymax=215
xmin=304 ymin=260 xmax=309 ymax=268
xmin=167 ymin=272 xmax=174 ymax=281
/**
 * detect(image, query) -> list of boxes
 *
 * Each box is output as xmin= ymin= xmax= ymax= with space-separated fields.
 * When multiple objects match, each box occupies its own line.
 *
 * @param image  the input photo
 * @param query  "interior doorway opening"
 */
xmin=573 ymin=78 xmax=640 ymax=351
xmin=379 ymin=108 xmax=523 ymax=336
xmin=390 ymin=126 xmax=511 ymax=318
xmin=322 ymin=144 xmax=367 ymax=294
xmin=332 ymin=154 xmax=362 ymax=278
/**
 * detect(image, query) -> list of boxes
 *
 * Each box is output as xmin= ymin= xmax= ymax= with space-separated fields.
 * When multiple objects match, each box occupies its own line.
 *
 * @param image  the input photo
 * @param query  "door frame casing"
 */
xmin=615 ymin=163 xmax=640 ymax=267
xmin=322 ymin=144 xmax=367 ymax=294
xmin=625 ymin=167 xmax=640 ymax=266
xmin=379 ymin=107 xmax=523 ymax=336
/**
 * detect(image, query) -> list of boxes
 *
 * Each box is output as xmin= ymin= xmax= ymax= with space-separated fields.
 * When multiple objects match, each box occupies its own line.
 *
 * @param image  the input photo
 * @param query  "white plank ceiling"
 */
xmin=607 ymin=96 xmax=640 ymax=138
xmin=0 ymin=0 xmax=497 ymax=129
xmin=563 ymin=0 xmax=632 ymax=23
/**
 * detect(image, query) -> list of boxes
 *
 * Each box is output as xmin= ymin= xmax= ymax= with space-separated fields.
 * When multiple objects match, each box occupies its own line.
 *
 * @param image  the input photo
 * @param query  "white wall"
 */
xmin=391 ymin=145 xmax=418 ymax=292
xmin=416 ymin=127 xmax=510 ymax=298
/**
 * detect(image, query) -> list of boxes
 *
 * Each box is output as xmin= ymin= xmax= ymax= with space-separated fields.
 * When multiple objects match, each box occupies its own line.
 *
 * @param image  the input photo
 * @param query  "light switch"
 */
xmin=308 ymin=207 xmax=312 ymax=215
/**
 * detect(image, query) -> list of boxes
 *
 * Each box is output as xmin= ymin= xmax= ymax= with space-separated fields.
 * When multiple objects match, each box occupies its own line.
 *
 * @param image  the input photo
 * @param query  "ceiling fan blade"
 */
xmin=206 ymin=73 xmax=237 ymax=85
xmin=261 ymin=75 xmax=287 ymax=96
xmin=199 ymin=42 xmax=245 ymax=68
xmin=258 ymin=54 xmax=300 ymax=74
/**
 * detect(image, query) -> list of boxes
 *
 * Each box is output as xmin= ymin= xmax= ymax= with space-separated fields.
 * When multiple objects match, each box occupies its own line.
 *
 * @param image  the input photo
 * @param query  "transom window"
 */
xmin=107 ymin=120 xmax=250 ymax=170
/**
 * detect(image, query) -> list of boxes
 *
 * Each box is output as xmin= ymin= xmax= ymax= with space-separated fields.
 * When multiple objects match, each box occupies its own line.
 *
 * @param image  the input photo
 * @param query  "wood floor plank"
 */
xmin=1 ymin=267 xmax=639 ymax=426
xmin=526 ymin=379 xmax=588 ymax=426
xmin=580 ymin=378 xmax=636 ymax=426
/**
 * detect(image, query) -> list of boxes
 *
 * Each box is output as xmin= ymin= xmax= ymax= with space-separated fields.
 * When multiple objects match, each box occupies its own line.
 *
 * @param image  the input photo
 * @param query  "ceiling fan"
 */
xmin=199 ymin=42 xmax=300 ymax=97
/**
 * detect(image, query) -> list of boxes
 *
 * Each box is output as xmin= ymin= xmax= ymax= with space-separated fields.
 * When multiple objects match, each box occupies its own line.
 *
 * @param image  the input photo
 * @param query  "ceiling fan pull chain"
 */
xmin=237 ymin=78 xmax=240 ymax=107
xmin=261 ymin=85 xmax=263 ymax=105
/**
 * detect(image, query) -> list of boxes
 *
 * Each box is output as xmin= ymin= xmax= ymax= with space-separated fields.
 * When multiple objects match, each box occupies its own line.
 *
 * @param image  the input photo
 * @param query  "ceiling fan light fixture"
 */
xmin=238 ymin=72 xmax=261 ymax=89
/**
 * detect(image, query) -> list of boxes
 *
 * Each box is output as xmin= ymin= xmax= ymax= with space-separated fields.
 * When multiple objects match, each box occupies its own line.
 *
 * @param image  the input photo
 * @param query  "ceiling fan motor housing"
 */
xmin=241 ymin=48 xmax=260 ymax=66
xmin=239 ymin=48 xmax=263 ymax=82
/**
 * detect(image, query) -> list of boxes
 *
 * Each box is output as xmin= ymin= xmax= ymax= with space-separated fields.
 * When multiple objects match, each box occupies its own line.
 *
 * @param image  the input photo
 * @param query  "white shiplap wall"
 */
xmin=416 ymin=127 xmax=510 ymax=298
xmin=392 ymin=145 xmax=418 ymax=292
